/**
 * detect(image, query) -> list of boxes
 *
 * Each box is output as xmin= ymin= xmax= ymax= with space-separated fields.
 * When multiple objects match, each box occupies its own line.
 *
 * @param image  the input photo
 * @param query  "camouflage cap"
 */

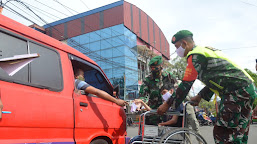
xmin=171 ymin=30 xmax=193 ymax=44
xmin=149 ymin=56 xmax=163 ymax=66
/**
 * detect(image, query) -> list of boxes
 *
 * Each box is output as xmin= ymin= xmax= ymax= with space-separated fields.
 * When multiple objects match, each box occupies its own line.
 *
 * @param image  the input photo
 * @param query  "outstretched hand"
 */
xmin=115 ymin=99 xmax=128 ymax=107
xmin=133 ymin=99 xmax=143 ymax=104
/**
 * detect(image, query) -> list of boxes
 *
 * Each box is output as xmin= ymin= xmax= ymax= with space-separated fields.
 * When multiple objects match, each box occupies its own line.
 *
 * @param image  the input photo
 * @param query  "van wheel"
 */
xmin=90 ymin=139 xmax=108 ymax=144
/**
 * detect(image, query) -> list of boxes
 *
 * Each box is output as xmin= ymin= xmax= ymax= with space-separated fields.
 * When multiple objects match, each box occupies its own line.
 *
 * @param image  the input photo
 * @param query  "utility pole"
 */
xmin=0 ymin=6 xmax=3 ymax=14
xmin=123 ymin=73 xmax=126 ymax=100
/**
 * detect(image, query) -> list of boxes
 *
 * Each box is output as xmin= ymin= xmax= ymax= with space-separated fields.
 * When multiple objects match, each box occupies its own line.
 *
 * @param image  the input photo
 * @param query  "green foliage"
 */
xmin=244 ymin=69 xmax=257 ymax=108
xmin=199 ymin=99 xmax=216 ymax=116
xmin=244 ymin=68 xmax=257 ymax=87
xmin=167 ymin=56 xmax=187 ymax=80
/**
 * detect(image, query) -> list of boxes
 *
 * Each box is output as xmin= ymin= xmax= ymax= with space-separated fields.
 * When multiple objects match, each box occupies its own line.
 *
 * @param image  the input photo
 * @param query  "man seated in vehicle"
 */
xmin=74 ymin=68 xmax=127 ymax=107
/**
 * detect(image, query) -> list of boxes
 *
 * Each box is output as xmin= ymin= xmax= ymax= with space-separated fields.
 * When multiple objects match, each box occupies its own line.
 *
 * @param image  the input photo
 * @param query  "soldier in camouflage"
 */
xmin=157 ymin=30 xmax=257 ymax=144
xmin=139 ymin=56 xmax=176 ymax=124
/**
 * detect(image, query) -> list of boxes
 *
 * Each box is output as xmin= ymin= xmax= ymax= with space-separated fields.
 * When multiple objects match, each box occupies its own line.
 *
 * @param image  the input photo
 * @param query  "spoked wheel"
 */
xmin=158 ymin=128 xmax=207 ymax=144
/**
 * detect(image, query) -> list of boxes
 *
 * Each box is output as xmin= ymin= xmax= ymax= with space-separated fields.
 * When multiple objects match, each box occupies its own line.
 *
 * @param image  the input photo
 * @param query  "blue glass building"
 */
xmin=44 ymin=1 xmax=170 ymax=100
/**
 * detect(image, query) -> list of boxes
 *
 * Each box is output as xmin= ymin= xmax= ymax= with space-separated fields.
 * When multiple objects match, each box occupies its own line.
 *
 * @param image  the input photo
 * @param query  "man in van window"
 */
xmin=74 ymin=68 xmax=127 ymax=107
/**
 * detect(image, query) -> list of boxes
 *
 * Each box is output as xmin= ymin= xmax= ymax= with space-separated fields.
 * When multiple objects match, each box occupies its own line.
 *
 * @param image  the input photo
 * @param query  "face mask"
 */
xmin=162 ymin=92 xmax=172 ymax=101
xmin=77 ymin=75 xmax=85 ymax=81
xmin=151 ymin=66 xmax=162 ymax=77
xmin=176 ymin=44 xmax=185 ymax=57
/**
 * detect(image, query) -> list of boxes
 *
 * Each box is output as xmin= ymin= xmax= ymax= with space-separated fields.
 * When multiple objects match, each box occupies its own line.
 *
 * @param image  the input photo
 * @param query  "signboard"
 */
xmin=144 ymin=125 xmax=158 ymax=137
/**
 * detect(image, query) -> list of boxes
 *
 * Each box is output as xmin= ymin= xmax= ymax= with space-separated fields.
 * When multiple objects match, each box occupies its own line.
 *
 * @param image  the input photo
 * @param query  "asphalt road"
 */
xmin=127 ymin=123 xmax=257 ymax=144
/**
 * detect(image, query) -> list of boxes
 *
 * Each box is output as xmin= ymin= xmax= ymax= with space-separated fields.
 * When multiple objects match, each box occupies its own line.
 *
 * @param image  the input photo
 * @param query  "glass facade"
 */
xmin=67 ymin=24 xmax=138 ymax=100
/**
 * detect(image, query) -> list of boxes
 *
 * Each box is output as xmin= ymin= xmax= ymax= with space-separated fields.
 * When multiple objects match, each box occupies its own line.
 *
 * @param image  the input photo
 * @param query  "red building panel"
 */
xmin=45 ymin=28 xmax=50 ymax=37
xmin=84 ymin=13 xmax=100 ymax=34
xmin=154 ymin=22 xmax=160 ymax=52
xmin=123 ymin=2 xmax=131 ymax=30
xmin=140 ymin=11 xmax=148 ymax=43
xmin=132 ymin=5 xmax=140 ymax=36
xmin=160 ymin=32 xmax=166 ymax=54
xmin=148 ymin=17 xmax=154 ymax=47
xmin=165 ymin=41 xmax=170 ymax=60
xmin=103 ymin=5 xmax=123 ymax=28
xmin=67 ymin=19 xmax=81 ymax=38
xmin=49 ymin=24 xmax=65 ymax=40
xmin=136 ymin=37 xmax=145 ymax=45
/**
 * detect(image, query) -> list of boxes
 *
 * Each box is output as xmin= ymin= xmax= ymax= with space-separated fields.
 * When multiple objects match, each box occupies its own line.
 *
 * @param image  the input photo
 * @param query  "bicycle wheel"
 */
xmin=159 ymin=128 xmax=207 ymax=144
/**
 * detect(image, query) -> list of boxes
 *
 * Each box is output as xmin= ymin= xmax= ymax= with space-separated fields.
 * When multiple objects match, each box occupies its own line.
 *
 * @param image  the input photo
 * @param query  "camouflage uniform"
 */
xmin=166 ymin=46 xmax=257 ymax=144
xmin=139 ymin=71 xmax=176 ymax=109
xmin=139 ymin=70 xmax=176 ymax=124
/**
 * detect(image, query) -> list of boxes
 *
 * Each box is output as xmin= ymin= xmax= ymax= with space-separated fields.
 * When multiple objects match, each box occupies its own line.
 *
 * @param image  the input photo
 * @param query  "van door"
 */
xmin=70 ymin=55 xmax=126 ymax=144
xmin=0 ymin=30 xmax=74 ymax=143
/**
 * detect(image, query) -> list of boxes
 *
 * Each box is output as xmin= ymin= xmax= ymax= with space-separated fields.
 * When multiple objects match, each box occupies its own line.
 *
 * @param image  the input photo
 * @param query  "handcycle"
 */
xmin=129 ymin=101 xmax=207 ymax=144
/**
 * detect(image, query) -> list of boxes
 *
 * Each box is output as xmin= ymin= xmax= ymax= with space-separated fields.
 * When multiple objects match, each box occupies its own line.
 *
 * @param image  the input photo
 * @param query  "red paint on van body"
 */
xmin=0 ymin=14 xmax=126 ymax=144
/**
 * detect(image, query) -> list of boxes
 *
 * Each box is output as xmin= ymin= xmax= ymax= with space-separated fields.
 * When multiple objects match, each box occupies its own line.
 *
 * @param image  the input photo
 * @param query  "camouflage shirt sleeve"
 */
xmin=166 ymin=54 xmax=214 ymax=109
xmin=139 ymin=77 xmax=149 ymax=102
xmin=191 ymin=54 xmax=214 ymax=101
xmin=198 ymin=86 xmax=213 ymax=101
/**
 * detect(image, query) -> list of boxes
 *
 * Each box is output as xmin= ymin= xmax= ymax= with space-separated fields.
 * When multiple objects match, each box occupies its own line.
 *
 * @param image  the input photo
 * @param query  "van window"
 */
xmin=30 ymin=42 xmax=63 ymax=90
xmin=0 ymin=32 xmax=29 ymax=82
xmin=0 ymin=30 xmax=63 ymax=91
xmin=70 ymin=54 xmax=113 ymax=95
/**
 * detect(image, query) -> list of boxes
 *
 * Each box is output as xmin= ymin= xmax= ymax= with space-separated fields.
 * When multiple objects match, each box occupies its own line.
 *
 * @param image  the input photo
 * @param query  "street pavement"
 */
xmin=127 ymin=123 xmax=257 ymax=144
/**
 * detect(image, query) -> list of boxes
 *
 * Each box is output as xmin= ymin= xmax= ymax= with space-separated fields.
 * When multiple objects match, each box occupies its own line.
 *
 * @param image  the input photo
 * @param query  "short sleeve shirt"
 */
xmin=75 ymin=79 xmax=90 ymax=90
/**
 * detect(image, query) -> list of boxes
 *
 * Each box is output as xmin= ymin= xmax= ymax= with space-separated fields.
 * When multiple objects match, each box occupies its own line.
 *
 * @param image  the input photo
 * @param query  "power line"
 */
xmin=220 ymin=46 xmax=257 ymax=50
xmin=79 ymin=0 xmax=90 ymax=10
xmin=22 ymin=1 xmax=61 ymax=20
xmin=53 ymin=0 xmax=78 ymax=15
xmin=34 ymin=0 xmax=69 ymax=17
xmin=8 ymin=1 xmax=43 ymax=25
xmin=17 ymin=1 xmax=49 ymax=25
xmin=241 ymin=1 xmax=257 ymax=7
xmin=4 ymin=4 xmax=37 ymax=24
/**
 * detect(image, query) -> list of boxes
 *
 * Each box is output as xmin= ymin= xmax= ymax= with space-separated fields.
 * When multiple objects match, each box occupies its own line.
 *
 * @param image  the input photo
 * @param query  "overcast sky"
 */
xmin=2 ymin=0 xmax=257 ymax=96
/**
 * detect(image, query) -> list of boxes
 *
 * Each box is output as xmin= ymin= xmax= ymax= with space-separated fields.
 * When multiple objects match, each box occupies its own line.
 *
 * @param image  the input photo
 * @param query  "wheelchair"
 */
xmin=130 ymin=101 xmax=207 ymax=144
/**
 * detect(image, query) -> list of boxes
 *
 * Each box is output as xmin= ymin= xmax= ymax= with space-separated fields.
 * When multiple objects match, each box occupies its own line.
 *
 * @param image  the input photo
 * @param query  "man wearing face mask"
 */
xmin=138 ymin=56 xmax=176 ymax=124
xmin=157 ymin=30 xmax=257 ymax=144
xmin=74 ymin=68 xmax=127 ymax=107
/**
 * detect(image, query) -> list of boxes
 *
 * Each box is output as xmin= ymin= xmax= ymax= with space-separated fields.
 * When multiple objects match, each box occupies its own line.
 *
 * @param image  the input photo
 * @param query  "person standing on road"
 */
xmin=157 ymin=30 xmax=257 ymax=144
xmin=138 ymin=55 xmax=177 ymax=124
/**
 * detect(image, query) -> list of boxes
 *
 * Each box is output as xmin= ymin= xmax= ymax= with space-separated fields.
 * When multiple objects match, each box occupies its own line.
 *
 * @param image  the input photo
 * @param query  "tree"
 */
xmin=167 ymin=56 xmax=187 ymax=80
xmin=199 ymin=99 xmax=216 ymax=116
xmin=245 ymin=69 xmax=257 ymax=87
xmin=244 ymin=69 xmax=257 ymax=108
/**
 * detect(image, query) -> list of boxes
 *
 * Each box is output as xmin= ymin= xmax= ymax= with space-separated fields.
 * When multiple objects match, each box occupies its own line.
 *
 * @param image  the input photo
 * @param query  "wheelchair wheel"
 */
xmin=159 ymin=128 xmax=207 ymax=144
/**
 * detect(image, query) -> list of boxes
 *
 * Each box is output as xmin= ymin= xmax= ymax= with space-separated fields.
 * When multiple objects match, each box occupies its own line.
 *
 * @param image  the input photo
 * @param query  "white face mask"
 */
xmin=176 ymin=44 xmax=185 ymax=57
xmin=162 ymin=92 xmax=172 ymax=101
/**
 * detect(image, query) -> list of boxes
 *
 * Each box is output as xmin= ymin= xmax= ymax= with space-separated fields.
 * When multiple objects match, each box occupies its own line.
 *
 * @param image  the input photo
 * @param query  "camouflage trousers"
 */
xmin=214 ymin=83 xmax=256 ymax=144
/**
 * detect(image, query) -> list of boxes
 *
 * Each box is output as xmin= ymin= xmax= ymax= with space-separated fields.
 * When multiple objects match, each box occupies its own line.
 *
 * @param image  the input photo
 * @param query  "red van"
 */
xmin=0 ymin=14 xmax=127 ymax=144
